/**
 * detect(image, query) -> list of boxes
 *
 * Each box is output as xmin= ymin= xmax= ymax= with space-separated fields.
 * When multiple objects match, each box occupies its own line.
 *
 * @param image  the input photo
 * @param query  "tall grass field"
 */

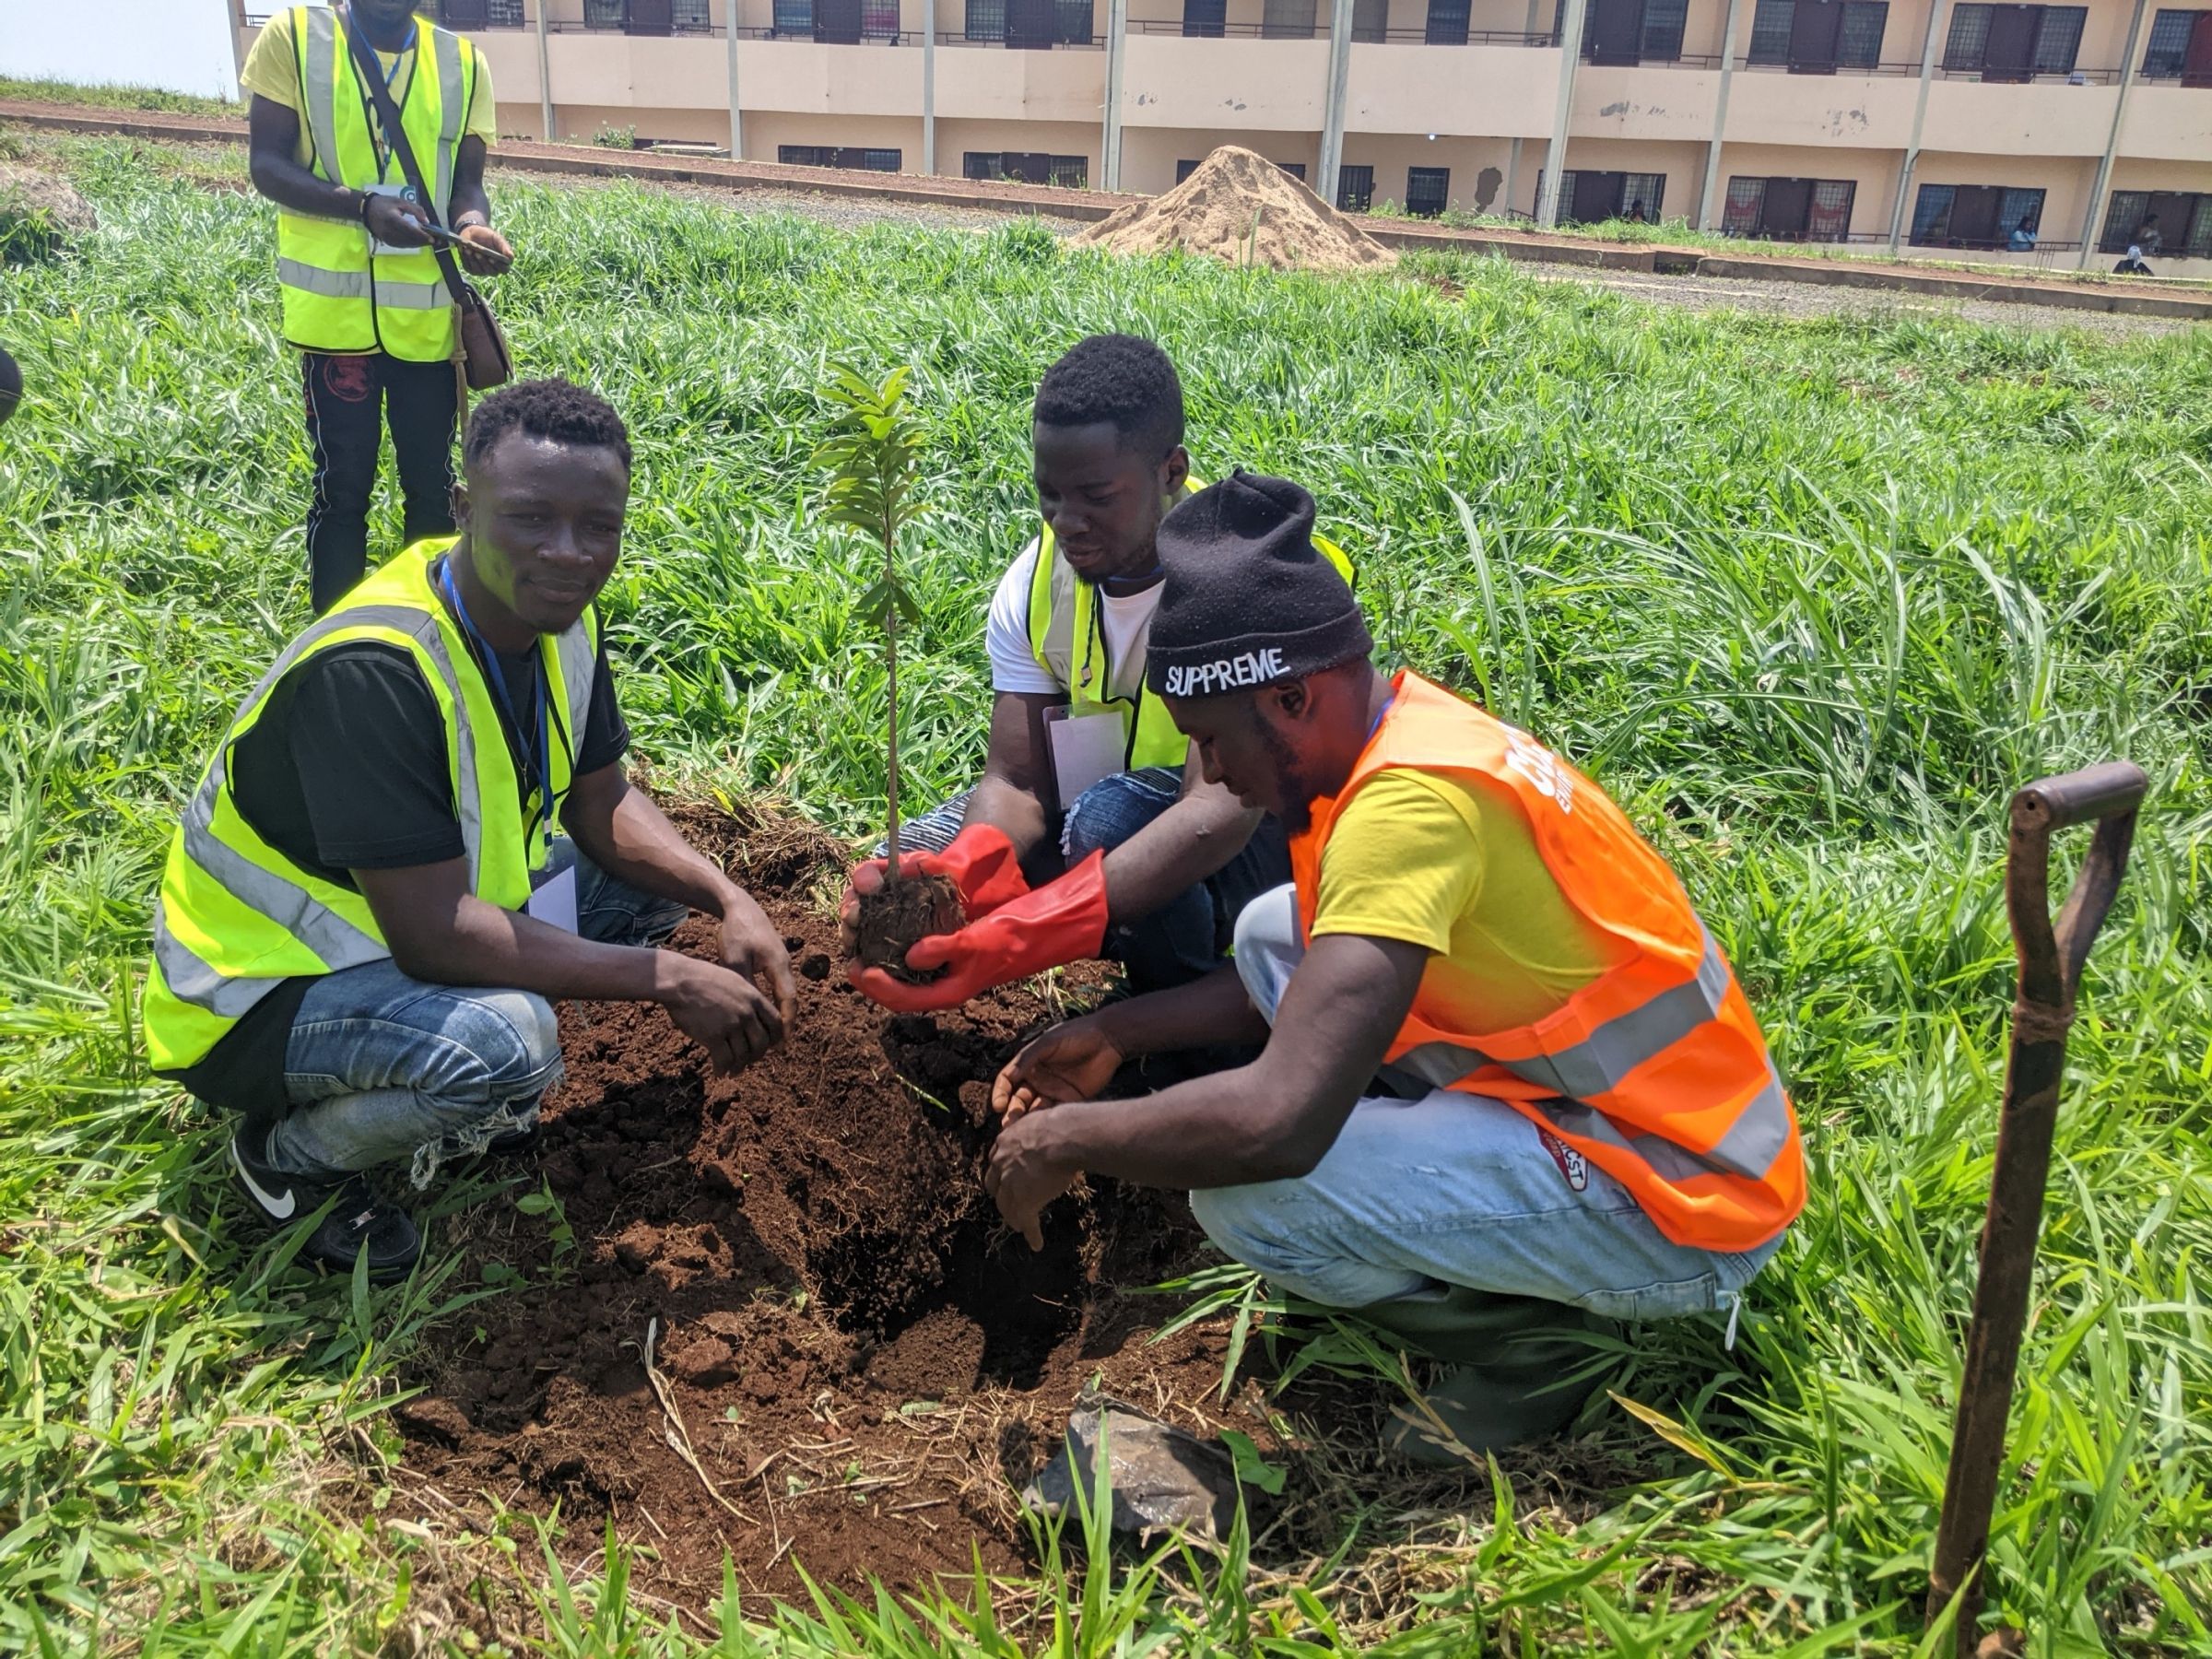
xmin=1 ymin=134 xmax=2208 ymax=1654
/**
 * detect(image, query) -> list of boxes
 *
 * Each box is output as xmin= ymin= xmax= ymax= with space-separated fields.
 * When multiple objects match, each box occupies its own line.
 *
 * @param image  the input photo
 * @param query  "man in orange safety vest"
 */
xmin=982 ymin=471 xmax=1803 ymax=1457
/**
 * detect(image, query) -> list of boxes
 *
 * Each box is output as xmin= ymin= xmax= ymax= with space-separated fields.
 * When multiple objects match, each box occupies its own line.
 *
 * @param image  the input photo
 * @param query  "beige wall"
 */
xmin=1122 ymin=36 xmax=1332 ymax=129
xmin=1120 ymin=126 xmax=1325 ymax=192
xmin=1341 ymin=135 xmax=1525 ymax=211
xmin=741 ymin=110 xmax=925 ymax=160
xmin=1347 ymin=41 xmax=1562 ymax=136
xmin=935 ymin=43 xmax=1105 ymax=124
xmin=1920 ymin=78 xmax=2122 ymax=158
xmin=1724 ymin=68 xmax=1925 ymax=149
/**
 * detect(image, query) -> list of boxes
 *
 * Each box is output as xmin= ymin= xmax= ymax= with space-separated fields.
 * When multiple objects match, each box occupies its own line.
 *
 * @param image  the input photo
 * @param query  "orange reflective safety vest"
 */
xmin=1288 ymin=671 xmax=1805 ymax=1252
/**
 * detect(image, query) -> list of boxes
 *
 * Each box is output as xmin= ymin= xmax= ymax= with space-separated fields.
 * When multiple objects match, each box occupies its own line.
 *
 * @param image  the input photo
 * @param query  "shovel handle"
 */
xmin=1928 ymin=759 xmax=2147 ymax=1651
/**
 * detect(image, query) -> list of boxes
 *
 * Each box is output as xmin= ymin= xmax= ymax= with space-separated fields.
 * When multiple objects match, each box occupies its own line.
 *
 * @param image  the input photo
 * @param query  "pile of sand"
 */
xmin=0 ymin=164 xmax=97 ymax=265
xmin=1076 ymin=146 xmax=1393 ymax=273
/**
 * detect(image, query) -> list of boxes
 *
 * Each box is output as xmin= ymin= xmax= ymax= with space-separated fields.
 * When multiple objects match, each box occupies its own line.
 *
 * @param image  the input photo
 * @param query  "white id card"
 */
xmin=1044 ymin=707 xmax=1126 ymax=809
xmin=362 ymin=182 xmax=426 ymax=257
xmin=526 ymin=865 xmax=579 ymax=935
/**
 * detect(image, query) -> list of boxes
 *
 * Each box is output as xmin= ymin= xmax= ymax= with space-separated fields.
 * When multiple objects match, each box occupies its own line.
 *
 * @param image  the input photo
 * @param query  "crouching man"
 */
xmin=983 ymin=472 xmax=1803 ymax=1455
xmin=145 ymin=380 xmax=795 ymax=1281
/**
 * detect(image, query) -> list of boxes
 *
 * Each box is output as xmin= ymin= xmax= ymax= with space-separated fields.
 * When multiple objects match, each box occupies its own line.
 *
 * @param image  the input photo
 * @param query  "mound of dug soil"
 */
xmin=1075 ymin=146 xmax=1393 ymax=273
xmin=385 ymin=804 xmax=1280 ymax=1606
xmin=0 ymin=164 xmax=96 ymax=264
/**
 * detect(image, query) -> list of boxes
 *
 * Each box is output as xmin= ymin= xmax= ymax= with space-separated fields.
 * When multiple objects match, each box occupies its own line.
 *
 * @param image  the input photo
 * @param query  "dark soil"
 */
xmin=385 ymin=803 xmax=1277 ymax=1606
xmin=852 ymin=868 xmax=964 ymax=983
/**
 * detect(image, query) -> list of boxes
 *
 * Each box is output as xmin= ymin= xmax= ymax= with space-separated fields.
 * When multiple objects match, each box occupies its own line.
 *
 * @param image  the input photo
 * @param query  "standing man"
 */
xmin=845 ymin=335 xmax=1351 ymax=1011
xmin=243 ymin=1 xmax=514 ymax=613
xmin=145 ymin=380 xmax=795 ymax=1282
xmin=984 ymin=474 xmax=1803 ymax=1456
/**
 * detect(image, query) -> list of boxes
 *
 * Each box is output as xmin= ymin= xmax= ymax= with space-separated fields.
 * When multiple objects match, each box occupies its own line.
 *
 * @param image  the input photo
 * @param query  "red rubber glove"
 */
xmin=853 ymin=851 xmax=1110 ymax=1013
xmin=847 ymin=823 xmax=1030 ymax=922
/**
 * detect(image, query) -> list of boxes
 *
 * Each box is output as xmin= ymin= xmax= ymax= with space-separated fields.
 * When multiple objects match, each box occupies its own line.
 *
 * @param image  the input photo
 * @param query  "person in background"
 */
xmin=145 ymin=381 xmax=795 ymax=1282
xmin=243 ymin=0 xmax=514 ymax=614
xmin=983 ymin=473 xmax=1803 ymax=1458
xmin=2008 ymin=216 xmax=2039 ymax=253
xmin=2114 ymin=244 xmax=2155 ymax=276
xmin=841 ymin=335 xmax=1351 ymax=1014
xmin=2134 ymin=213 xmax=2163 ymax=256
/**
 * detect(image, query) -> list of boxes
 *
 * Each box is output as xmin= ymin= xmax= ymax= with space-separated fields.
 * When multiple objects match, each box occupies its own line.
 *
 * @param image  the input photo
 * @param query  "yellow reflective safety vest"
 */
xmin=143 ymin=539 xmax=597 ymax=1074
xmin=275 ymin=6 xmax=482 ymax=361
xmin=1024 ymin=491 xmax=1356 ymax=772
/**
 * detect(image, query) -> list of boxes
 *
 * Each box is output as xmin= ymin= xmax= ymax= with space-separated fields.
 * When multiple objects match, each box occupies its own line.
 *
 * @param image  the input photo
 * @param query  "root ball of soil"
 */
xmin=853 ymin=870 xmax=964 ymax=983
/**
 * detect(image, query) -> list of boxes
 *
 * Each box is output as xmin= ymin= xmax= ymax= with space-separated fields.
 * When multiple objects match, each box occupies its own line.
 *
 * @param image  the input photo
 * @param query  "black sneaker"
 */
xmin=229 ymin=1131 xmax=422 ymax=1282
xmin=481 ymin=1121 xmax=542 ymax=1159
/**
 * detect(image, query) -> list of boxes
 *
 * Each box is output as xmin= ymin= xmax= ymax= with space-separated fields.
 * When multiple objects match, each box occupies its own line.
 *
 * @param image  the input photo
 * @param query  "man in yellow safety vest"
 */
xmin=145 ymin=381 xmax=795 ymax=1282
xmin=243 ymin=0 xmax=513 ymax=613
xmin=844 ymin=335 xmax=1351 ymax=1013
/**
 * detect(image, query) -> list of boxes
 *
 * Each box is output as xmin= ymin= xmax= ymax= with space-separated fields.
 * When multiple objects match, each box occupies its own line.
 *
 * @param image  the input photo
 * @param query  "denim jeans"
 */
xmin=892 ymin=767 xmax=1290 ymax=994
xmin=1186 ymin=885 xmax=1783 ymax=1323
xmin=262 ymin=843 xmax=688 ymax=1187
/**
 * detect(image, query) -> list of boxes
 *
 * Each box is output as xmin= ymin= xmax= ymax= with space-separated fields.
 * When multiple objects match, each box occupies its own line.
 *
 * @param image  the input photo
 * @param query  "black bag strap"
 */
xmin=340 ymin=2 xmax=472 ymax=308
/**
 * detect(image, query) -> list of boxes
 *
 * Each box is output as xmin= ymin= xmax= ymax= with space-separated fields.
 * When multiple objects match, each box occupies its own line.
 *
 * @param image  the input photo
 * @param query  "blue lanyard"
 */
xmin=439 ymin=558 xmax=556 ymax=851
xmin=1365 ymin=689 xmax=1395 ymax=741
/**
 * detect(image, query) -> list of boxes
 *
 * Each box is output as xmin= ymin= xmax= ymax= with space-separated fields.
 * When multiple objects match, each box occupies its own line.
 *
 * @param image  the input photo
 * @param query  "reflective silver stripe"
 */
xmin=1394 ymin=926 xmax=1732 ymax=1101
xmin=407 ymin=611 xmax=486 ymax=873
xmin=373 ymin=277 xmax=452 ymax=311
xmin=151 ymin=904 xmax=292 ymax=1019
xmin=555 ymin=618 xmax=595 ymax=759
xmin=431 ymin=29 xmax=466 ymax=216
xmin=300 ymin=6 xmax=345 ymax=186
xmin=1533 ymin=1064 xmax=1794 ymax=1183
xmin=276 ymin=258 xmax=372 ymax=300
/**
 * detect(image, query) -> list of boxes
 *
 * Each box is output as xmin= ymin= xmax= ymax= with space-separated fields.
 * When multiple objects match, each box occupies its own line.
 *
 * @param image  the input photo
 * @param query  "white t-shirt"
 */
xmin=984 ymin=536 xmax=1164 ymax=700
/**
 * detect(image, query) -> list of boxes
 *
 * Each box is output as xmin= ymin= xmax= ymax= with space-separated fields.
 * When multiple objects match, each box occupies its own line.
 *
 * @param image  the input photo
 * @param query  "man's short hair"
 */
xmin=465 ymin=378 xmax=632 ymax=473
xmin=1033 ymin=334 xmax=1184 ymax=461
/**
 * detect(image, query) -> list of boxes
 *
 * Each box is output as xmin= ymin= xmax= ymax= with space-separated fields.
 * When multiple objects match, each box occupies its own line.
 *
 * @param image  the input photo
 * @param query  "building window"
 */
xmin=438 ymin=0 xmax=528 ymax=26
xmin=1553 ymin=170 xmax=1666 ymax=224
xmin=781 ymin=146 xmax=902 ymax=171
xmin=1176 ymin=159 xmax=1202 ymax=182
xmin=1337 ymin=164 xmax=1376 ymax=212
xmin=673 ymin=0 xmax=713 ymax=28
xmin=1582 ymin=0 xmax=1688 ymax=62
xmin=2143 ymin=9 xmax=2212 ymax=77
xmin=1911 ymin=183 xmax=2047 ymax=247
xmin=1745 ymin=0 xmax=1888 ymax=69
xmin=1264 ymin=0 xmax=1319 ymax=36
xmin=1182 ymin=0 xmax=1227 ymax=35
xmin=1426 ymin=0 xmax=1473 ymax=45
xmin=964 ymin=152 xmax=1088 ymax=186
xmin=776 ymin=0 xmax=816 ymax=33
xmin=1722 ymin=175 xmax=1856 ymax=241
xmin=1944 ymin=5 xmax=2086 ymax=79
xmin=583 ymin=0 xmax=626 ymax=25
xmin=1406 ymin=166 xmax=1451 ymax=216
xmin=2100 ymin=190 xmax=2212 ymax=256
xmin=1353 ymin=0 xmax=1390 ymax=41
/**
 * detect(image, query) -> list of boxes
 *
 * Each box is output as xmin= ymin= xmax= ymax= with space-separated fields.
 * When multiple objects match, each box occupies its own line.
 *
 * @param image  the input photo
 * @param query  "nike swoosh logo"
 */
xmin=233 ymin=1141 xmax=298 ymax=1220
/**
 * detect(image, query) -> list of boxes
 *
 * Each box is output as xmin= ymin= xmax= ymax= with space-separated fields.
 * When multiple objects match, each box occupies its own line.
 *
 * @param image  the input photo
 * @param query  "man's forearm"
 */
xmin=402 ymin=893 xmax=685 ymax=1004
xmin=961 ymin=774 xmax=1055 ymax=867
xmin=252 ymin=150 xmax=362 ymax=221
xmin=567 ymin=781 xmax=741 ymax=918
xmin=1032 ymin=1065 xmax=1334 ymax=1191
xmin=1100 ymin=792 xmax=1262 ymax=925
xmin=1089 ymin=964 xmax=1267 ymax=1059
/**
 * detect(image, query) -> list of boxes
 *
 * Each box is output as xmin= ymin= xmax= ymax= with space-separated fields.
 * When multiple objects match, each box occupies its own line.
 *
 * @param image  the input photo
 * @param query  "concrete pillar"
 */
xmin=227 ymin=0 xmax=250 ymax=92
xmin=1535 ymin=0 xmax=1589 ymax=227
xmin=1695 ymin=0 xmax=1747 ymax=230
xmin=1886 ymin=0 xmax=1949 ymax=253
xmin=923 ymin=0 xmax=936 ymax=175
xmin=1319 ymin=0 xmax=1355 ymax=210
xmin=1103 ymin=0 xmax=1129 ymax=190
xmin=1505 ymin=135 xmax=1523 ymax=216
xmin=2077 ymin=0 xmax=2150 ymax=269
xmin=537 ymin=0 xmax=556 ymax=144
xmin=725 ymin=0 xmax=743 ymax=159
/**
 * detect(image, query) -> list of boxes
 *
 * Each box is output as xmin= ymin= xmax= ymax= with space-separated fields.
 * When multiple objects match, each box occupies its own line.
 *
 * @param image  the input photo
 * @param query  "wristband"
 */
xmin=355 ymin=189 xmax=373 ymax=223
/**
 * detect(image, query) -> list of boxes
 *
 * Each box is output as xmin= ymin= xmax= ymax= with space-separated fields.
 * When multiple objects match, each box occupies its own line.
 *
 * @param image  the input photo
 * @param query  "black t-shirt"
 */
xmin=164 ymin=629 xmax=628 ymax=1120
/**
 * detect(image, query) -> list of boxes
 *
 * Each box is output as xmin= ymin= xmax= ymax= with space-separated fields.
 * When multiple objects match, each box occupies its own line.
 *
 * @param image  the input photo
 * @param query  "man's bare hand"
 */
xmin=716 ymin=887 xmax=797 ymax=1033
xmin=363 ymin=192 xmax=432 ymax=248
xmin=660 ymin=953 xmax=784 ymax=1074
xmin=991 ymin=1018 xmax=1124 ymax=1122
xmin=456 ymin=222 xmax=513 ymax=276
xmin=983 ymin=1111 xmax=1079 ymax=1251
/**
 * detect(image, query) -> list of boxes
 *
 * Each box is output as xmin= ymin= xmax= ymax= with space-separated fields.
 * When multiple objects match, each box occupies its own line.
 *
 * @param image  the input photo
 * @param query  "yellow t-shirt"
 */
xmin=1312 ymin=767 xmax=1626 ymax=1033
xmin=241 ymin=9 xmax=497 ymax=173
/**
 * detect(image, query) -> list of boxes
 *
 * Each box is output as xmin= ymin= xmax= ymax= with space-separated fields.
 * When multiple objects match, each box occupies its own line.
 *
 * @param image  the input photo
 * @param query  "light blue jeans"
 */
xmin=263 ymin=843 xmax=688 ymax=1188
xmin=1187 ymin=886 xmax=1783 ymax=1323
xmin=892 ymin=768 xmax=1290 ymax=994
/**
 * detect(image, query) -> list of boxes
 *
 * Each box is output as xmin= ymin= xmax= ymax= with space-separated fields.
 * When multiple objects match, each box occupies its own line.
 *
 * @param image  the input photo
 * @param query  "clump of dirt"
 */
xmin=853 ymin=867 xmax=964 ymax=982
xmin=1074 ymin=146 xmax=1394 ymax=273
xmin=385 ymin=803 xmax=1277 ymax=1606
xmin=0 ymin=164 xmax=97 ymax=265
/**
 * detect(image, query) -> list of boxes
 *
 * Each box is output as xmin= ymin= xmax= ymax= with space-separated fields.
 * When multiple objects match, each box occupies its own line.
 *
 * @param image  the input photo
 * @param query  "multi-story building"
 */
xmin=233 ymin=2 xmax=2212 ymax=275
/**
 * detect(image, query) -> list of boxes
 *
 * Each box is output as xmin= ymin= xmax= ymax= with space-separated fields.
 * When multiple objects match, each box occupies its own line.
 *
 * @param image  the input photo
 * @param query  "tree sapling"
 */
xmin=816 ymin=364 xmax=963 ymax=981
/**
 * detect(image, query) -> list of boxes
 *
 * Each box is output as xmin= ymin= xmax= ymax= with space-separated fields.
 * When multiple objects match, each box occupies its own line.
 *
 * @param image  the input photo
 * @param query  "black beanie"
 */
xmin=1147 ymin=470 xmax=1372 ymax=698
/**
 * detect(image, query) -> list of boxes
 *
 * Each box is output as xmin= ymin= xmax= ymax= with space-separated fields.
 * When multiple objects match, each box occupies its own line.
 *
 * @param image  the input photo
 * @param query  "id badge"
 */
xmin=1044 ymin=707 xmax=1126 ymax=809
xmin=526 ymin=865 xmax=579 ymax=935
xmin=363 ymin=182 xmax=425 ymax=257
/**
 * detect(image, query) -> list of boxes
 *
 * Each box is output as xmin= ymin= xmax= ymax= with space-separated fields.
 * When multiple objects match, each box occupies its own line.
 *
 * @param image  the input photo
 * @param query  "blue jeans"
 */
xmin=262 ymin=843 xmax=688 ymax=1187
xmin=1187 ymin=886 xmax=1783 ymax=1323
xmin=893 ymin=768 xmax=1290 ymax=994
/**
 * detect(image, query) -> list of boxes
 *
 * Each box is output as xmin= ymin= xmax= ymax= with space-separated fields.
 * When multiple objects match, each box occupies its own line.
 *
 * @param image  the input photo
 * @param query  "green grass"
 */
xmin=0 ymin=76 xmax=242 ymax=121
xmin=2 ymin=135 xmax=2209 ymax=1654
